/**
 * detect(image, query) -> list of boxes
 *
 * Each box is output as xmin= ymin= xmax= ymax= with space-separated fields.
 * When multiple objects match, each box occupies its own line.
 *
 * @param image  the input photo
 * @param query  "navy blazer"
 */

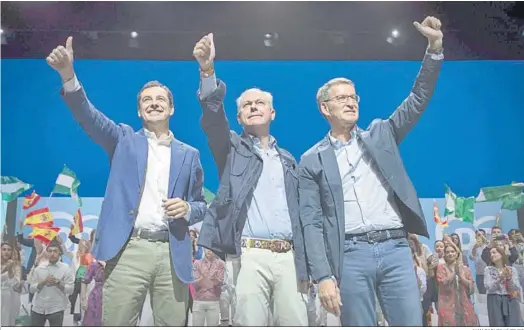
xmin=61 ymin=86 xmax=207 ymax=283
xmin=196 ymin=80 xmax=309 ymax=281
xmin=298 ymin=52 xmax=443 ymax=283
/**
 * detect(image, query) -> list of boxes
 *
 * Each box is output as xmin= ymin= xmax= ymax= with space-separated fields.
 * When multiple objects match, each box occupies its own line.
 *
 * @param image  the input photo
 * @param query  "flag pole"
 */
xmin=495 ymin=208 xmax=502 ymax=227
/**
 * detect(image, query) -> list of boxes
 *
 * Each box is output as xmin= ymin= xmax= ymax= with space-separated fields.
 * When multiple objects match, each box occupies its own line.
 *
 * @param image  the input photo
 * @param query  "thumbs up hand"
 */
xmin=46 ymin=36 xmax=75 ymax=82
xmin=413 ymin=16 xmax=443 ymax=51
xmin=193 ymin=33 xmax=216 ymax=72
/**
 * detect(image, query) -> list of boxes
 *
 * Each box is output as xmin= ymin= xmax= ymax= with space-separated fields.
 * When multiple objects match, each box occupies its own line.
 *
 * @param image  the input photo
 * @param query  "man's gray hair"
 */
xmin=236 ymin=88 xmax=274 ymax=112
xmin=316 ymin=77 xmax=355 ymax=109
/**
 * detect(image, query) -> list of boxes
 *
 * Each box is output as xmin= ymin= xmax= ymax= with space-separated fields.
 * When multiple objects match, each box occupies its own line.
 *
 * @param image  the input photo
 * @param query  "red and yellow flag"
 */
xmin=24 ymin=207 xmax=54 ymax=226
xmin=71 ymin=209 xmax=83 ymax=235
xmin=433 ymin=200 xmax=448 ymax=227
xmin=29 ymin=227 xmax=60 ymax=244
xmin=23 ymin=191 xmax=41 ymax=210
xmin=433 ymin=200 xmax=440 ymax=224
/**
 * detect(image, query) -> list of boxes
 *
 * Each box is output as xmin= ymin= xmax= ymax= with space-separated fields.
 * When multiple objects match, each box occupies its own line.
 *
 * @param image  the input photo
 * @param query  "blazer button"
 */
xmin=129 ymin=210 xmax=135 ymax=215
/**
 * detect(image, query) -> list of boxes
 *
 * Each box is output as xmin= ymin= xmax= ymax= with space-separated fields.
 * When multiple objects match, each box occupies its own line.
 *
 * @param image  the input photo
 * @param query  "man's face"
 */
xmin=138 ymin=86 xmax=173 ymax=125
xmin=204 ymin=248 xmax=214 ymax=259
xmin=321 ymin=83 xmax=359 ymax=127
xmin=47 ymin=246 xmax=61 ymax=264
xmin=492 ymin=228 xmax=502 ymax=238
xmin=237 ymin=90 xmax=275 ymax=129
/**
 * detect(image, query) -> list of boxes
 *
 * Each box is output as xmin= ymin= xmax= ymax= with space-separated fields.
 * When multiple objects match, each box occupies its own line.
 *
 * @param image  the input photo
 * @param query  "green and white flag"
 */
xmin=52 ymin=165 xmax=82 ymax=206
xmin=1 ymin=176 xmax=32 ymax=202
xmin=476 ymin=183 xmax=524 ymax=211
xmin=203 ymin=187 xmax=216 ymax=205
xmin=444 ymin=185 xmax=475 ymax=223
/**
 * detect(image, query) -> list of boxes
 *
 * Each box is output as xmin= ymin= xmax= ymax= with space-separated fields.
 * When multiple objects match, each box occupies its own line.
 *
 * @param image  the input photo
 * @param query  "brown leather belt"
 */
xmin=241 ymin=238 xmax=292 ymax=253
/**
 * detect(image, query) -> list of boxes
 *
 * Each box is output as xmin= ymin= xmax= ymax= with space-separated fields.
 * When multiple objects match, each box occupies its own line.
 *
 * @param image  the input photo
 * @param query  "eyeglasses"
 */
xmin=325 ymin=94 xmax=360 ymax=104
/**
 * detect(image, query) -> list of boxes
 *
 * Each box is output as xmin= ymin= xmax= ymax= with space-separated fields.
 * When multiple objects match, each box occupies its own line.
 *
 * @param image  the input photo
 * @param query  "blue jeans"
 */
xmin=339 ymin=237 xmax=422 ymax=326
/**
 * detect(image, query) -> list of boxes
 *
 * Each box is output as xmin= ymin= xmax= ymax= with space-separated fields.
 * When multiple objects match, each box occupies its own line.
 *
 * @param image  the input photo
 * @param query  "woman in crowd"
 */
xmin=484 ymin=245 xmax=523 ymax=326
xmin=449 ymin=233 xmax=469 ymax=266
xmin=1 ymin=241 xmax=22 ymax=326
xmin=508 ymin=229 xmax=524 ymax=288
xmin=190 ymin=229 xmax=204 ymax=261
xmin=81 ymin=259 xmax=105 ymax=326
xmin=436 ymin=242 xmax=478 ymax=326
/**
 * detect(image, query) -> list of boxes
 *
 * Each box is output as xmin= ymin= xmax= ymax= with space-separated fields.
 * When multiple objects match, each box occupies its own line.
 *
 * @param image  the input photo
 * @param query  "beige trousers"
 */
xmin=233 ymin=247 xmax=308 ymax=326
xmin=192 ymin=300 xmax=220 ymax=326
xmin=102 ymin=237 xmax=188 ymax=326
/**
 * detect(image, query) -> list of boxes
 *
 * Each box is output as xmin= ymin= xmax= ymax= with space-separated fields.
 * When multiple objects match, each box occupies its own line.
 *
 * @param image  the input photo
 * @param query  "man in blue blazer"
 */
xmin=46 ymin=36 xmax=207 ymax=326
xmin=298 ymin=17 xmax=444 ymax=326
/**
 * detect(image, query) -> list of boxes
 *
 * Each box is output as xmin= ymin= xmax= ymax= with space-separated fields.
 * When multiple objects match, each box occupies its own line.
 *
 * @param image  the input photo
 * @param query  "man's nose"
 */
xmin=151 ymin=104 xmax=159 ymax=109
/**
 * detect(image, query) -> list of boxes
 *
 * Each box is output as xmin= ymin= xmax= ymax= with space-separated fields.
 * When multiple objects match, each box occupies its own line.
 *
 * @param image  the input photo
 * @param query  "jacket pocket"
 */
xmin=230 ymin=151 xmax=250 ymax=176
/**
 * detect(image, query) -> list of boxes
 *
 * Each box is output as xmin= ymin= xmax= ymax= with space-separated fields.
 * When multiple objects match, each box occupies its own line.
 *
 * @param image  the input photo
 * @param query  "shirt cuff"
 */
xmin=183 ymin=202 xmax=192 ymax=222
xmin=198 ymin=74 xmax=218 ymax=101
xmin=63 ymin=75 xmax=81 ymax=93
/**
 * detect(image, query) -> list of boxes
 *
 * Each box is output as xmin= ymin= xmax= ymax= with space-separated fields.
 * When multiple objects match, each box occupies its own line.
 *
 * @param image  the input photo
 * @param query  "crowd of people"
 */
xmin=1 ymin=13 xmax=523 ymax=328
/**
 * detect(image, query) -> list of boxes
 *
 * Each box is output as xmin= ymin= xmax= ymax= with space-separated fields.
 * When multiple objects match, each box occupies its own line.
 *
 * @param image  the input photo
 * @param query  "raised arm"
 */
xmin=388 ymin=16 xmax=444 ymax=144
xmin=194 ymin=33 xmax=232 ymax=177
xmin=46 ymin=36 xmax=124 ymax=157
xmin=17 ymin=233 xmax=34 ymax=248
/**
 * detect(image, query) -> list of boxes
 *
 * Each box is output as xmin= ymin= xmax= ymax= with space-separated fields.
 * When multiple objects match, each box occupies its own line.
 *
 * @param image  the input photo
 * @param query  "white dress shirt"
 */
xmin=63 ymin=76 xmax=190 ymax=231
xmin=329 ymin=130 xmax=403 ymax=234
xmin=29 ymin=261 xmax=74 ymax=315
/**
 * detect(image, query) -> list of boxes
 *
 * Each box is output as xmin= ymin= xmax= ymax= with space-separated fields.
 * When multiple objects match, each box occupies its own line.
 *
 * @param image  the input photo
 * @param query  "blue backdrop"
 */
xmin=2 ymin=58 xmax=523 ymax=199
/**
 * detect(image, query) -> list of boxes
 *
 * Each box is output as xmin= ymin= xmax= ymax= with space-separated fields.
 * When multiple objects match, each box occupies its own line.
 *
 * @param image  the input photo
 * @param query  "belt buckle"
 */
xmin=367 ymin=231 xmax=379 ymax=244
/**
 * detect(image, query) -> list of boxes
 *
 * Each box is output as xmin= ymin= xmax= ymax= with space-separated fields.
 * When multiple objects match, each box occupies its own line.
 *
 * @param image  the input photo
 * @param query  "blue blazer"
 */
xmin=298 ymin=52 xmax=443 ymax=283
xmin=61 ymin=86 xmax=207 ymax=283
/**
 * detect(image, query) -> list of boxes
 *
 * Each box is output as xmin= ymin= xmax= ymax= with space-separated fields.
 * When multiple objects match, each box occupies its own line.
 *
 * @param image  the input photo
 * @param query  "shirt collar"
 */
xmin=328 ymin=126 xmax=358 ymax=149
xmin=249 ymin=134 xmax=277 ymax=150
xmin=144 ymin=129 xmax=174 ymax=146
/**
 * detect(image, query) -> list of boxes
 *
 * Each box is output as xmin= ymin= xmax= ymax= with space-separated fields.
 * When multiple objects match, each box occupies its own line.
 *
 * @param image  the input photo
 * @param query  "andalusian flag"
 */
xmin=29 ymin=227 xmax=60 ymax=244
xmin=24 ymin=207 xmax=54 ymax=226
xmin=476 ymin=183 xmax=524 ymax=211
xmin=1 ymin=176 xmax=32 ymax=202
xmin=71 ymin=209 xmax=84 ymax=235
xmin=23 ymin=191 xmax=41 ymax=210
xmin=52 ymin=165 xmax=82 ymax=206
xmin=444 ymin=185 xmax=475 ymax=223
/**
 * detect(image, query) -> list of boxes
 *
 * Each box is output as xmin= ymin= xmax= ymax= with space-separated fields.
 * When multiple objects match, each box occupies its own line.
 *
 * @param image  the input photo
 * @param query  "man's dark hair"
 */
xmin=137 ymin=80 xmax=174 ymax=110
xmin=491 ymin=226 xmax=502 ymax=231
xmin=46 ymin=240 xmax=62 ymax=254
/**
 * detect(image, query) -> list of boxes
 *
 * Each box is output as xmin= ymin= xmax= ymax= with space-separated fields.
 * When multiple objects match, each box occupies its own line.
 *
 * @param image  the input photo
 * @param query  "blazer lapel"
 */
xmin=135 ymin=130 xmax=149 ymax=186
xmin=168 ymin=139 xmax=188 ymax=197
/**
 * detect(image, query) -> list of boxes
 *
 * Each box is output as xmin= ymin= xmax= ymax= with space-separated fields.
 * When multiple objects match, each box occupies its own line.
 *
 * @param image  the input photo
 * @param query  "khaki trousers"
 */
xmin=233 ymin=247 xmax=308 ymax=326
xmin=102 ymin=237 xmax=188 ymax=326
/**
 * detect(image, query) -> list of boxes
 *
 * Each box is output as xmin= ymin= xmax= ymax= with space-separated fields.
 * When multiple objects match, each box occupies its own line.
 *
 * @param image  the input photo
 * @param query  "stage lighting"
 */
xmin=1 ymin=28 xmax=7 ymax=45
xmin=129 ymin=31 xmax=139 ymax=48
xmin=263 ymin=33 xmax=279 ymax=47
xmin=130 ymin=31 xmax=138 ymax=38
xmin=391 ymin=29 xmax=399 ymax=38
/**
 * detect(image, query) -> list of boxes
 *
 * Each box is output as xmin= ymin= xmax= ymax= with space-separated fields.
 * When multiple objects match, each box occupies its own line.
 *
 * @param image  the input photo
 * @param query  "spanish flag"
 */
xmin=71 ymin=209 xmax=83 ymax=235
xmin=433 ymin=200 xmax=440 ymax=224
xmin=29 ymin=227 xmax=60 ymax=244
xmin=24 ymin=207 xmax=54 ymax=226
xmin=23 ymin=191 xmax=41 ymax=210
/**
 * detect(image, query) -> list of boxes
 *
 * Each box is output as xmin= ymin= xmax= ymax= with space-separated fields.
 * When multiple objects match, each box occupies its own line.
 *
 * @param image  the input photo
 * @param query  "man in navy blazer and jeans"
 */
xmin=193 ymin=33 xmax=309 ymax=326
xmin=46 ymin=36 xmax=207 ymax=326
xmin=298 ymin=16 xmax=444 ymax=326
